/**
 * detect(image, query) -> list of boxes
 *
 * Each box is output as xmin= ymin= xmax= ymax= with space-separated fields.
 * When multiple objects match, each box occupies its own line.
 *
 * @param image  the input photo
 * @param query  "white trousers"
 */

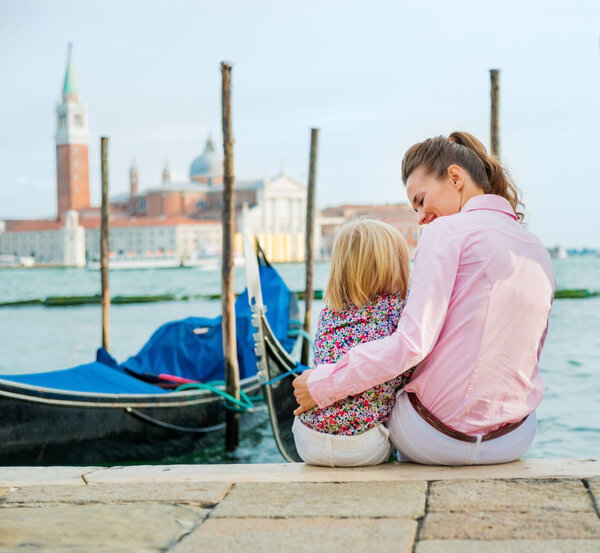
xmin=292 ymin=417 xmax=392 ymax=467
xmin=387 ymin=390 xmax=538 ymax=466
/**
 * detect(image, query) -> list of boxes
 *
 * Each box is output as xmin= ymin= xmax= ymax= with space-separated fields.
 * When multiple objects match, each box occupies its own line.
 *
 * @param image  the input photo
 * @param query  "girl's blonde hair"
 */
xmin=324 ymin=218 xmax=410 ymax=312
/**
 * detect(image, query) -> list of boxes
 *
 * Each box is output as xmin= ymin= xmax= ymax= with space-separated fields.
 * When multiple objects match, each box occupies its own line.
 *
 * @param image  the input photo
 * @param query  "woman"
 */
xmin=293 ymin=131 xmax=556 ymax=466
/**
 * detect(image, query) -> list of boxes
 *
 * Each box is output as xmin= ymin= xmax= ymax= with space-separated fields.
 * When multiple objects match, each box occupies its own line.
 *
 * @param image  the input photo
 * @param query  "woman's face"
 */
xmin=405 ymin=166 xmax=462 ymax=225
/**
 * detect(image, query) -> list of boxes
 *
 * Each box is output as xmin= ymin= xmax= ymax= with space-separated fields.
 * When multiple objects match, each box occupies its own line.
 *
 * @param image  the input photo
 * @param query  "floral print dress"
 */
xmin=298 ymin=294 xmax=414 ymax=436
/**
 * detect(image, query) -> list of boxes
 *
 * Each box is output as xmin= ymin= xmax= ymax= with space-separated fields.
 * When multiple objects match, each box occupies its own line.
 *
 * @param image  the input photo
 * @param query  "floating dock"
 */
xmin=1 ymin=459 xmax=599 ymax=552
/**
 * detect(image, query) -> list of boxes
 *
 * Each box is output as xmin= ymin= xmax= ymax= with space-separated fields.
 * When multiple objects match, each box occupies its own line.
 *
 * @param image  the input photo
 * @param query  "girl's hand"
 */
xmin=292 ymin=369 xmax=316 ymax=415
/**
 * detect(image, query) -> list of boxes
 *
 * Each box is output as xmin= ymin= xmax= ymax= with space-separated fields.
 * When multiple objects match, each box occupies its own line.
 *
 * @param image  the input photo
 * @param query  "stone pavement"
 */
xmin=0 ymin=459 xmax=599 ymax=552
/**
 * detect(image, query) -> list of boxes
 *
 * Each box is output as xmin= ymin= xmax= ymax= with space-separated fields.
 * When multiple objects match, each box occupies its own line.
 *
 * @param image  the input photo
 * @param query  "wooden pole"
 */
xmin=301 ymin=128 xmax=319 ymax=367
xmin=490 ymin=69 xmax=500 ymax=159
xmin=221 ymin=62 xmax=240 ymax=451
xmin=100 ymin=137 xmax=110 ymax=351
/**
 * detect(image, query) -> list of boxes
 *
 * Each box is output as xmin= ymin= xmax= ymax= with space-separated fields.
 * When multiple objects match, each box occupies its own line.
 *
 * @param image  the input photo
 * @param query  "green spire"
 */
xmin=62 ymin=43 xmax=79 ymax=101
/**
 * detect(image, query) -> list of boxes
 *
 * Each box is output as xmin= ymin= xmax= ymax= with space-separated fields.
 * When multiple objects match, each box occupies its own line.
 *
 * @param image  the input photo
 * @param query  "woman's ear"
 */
xmin=447 ymin=165 xmax=464 ymax=191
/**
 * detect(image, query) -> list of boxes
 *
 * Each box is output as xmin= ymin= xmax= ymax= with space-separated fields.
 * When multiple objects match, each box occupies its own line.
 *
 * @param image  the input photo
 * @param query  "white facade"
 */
xmin=84 ymin=222 xmax=222 ymax=263
xmin=62 ymin=211 xmax=86 ymax=266
xmin=0 ymin=211 xmax=86 ymax=267
xmin=240 ymin=173 xmax=319 ymax=262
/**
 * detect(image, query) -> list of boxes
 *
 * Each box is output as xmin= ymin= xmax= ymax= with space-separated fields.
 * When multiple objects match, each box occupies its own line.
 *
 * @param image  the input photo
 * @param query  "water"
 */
xmin=0 ymin=258 xmax=598 ymax=462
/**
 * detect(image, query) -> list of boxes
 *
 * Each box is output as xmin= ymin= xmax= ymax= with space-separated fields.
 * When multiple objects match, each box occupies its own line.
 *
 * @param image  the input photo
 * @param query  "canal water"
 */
xmin=0 ymin=257 xmax=598 ymax=462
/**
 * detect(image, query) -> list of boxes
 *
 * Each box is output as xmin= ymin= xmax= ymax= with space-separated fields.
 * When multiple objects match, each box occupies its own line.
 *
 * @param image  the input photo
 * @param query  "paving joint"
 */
xmin=163 ymin=483 xmax=238 ymax=552
xmin=412 ymin=480 xmax=430 ymax=552
xmin=582 ymin=478 xmax=600 ymax=519
xmin=208 ymin=482 xmax=235 ymax=516
xmin=163 ymin=509 xmax=208 ymax=553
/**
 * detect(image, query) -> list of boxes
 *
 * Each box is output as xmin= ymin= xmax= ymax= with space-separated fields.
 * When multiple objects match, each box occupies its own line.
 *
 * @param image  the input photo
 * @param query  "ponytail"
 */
xmin=402 ymin=131 xmax=525 ymax=222
xmin=448 ymin=132 xmax=524 ymax=222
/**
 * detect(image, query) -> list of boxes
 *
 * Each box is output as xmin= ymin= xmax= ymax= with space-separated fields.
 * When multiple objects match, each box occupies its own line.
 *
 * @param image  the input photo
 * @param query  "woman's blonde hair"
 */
xmin=324 ymin=218 xmax=410 ymax=312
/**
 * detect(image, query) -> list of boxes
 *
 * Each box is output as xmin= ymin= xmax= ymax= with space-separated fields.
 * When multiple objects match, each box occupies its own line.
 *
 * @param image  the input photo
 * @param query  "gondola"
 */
xmin=243 ymin=236 xmax=306 ymax=462
xmin=0 ymin=248 xmax=300 ymax=465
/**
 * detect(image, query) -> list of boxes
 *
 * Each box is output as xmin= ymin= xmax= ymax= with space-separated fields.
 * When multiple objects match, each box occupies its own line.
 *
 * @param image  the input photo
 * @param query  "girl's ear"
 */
xmin=447 ymin=165 xmax=465 ymax=192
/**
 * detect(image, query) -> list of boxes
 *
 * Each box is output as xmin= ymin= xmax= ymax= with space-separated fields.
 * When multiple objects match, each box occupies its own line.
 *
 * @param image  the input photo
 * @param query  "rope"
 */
xmin=262 ymin=364 xmax=310 ymax=386
xmin=174 ymin=381 xmax=254 ymax=413
xmin=288 ymin=328 xmax=314 ymax=346
xmin=169 ymin=324 xmax=311 ymax=413
xmin=125 ymin=407 xmax=226 ymax=433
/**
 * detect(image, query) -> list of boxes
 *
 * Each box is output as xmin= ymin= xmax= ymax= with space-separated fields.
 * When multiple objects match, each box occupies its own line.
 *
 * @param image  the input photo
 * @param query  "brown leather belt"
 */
xmin=407 ymin=392 xmax=528 ymax=443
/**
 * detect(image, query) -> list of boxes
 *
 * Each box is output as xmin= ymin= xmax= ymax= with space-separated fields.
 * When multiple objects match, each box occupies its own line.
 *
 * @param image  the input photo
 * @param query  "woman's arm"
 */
xmin=306 ymin=219 xmax=461 ymax=409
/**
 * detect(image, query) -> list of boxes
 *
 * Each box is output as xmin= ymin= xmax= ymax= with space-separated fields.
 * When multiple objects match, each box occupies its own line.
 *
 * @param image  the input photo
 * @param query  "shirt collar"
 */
xmin=461 ymin=194 xmax=517 ymax=220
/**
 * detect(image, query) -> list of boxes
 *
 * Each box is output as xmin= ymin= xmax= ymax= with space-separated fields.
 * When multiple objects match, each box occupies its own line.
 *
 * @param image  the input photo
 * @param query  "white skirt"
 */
xmin=387 ymin=389 xmax=537 ymax=466
xmin=292 ymin=417 xmax=392 ymax=467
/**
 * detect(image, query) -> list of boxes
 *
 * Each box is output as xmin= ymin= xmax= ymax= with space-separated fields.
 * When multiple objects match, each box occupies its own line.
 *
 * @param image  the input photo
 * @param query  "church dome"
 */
xmin=190 ymin=137 xmax=223 ymax=180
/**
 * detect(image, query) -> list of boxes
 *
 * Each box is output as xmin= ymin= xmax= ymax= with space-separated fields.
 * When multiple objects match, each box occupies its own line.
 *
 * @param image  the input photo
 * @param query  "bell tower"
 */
xmin=55 ymin=44 xmax=90 ymax=220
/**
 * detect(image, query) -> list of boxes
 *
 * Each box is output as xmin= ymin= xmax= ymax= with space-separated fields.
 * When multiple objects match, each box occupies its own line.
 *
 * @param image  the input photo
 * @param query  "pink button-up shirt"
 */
xmin=308 ymin=194 xmax=556 ymax=435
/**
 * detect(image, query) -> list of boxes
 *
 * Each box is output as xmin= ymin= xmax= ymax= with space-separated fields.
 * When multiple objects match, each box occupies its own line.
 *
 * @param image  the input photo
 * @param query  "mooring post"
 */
xmin=221 ymin=62 xmax=240 ymax=451
xmin=301 ymin=128 xmax=319 ymax=367
xmin=490 ymin=69 xmax=501 ymax=159
xmin=100 ymin=136 xmax=110 ymax=351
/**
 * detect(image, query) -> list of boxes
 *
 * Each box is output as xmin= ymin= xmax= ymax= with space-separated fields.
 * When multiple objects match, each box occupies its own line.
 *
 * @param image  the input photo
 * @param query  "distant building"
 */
xmin=1 ymin=46 xmax=419 ymax=267
xmin=114 ymin=170 xmax=310 ymax=263
xmin=319 ymin=203 xmax=419 ymax=258
xmin=0 ymin=46 xmax=312 ymax=266
xmin=0 ymin=211 xmax=86 ymax=267
xmin=55 ymin=44 xmax=90 ymax=221
xmin=189 ymin=137 xmax=223 ymax=186
xmin=83 ymin=217 xmax=222 ymax=265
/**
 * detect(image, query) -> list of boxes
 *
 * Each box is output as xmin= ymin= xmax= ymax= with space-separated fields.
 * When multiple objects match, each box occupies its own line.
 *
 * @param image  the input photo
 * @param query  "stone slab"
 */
xmin=170 ymin=517 xmax=417 ymax=553
xmin=416 ymin=540 xmax=600 ymax=553
xmin=0 ymin=466 xmax=102 ymax=487
xmin=420 ymin=511 xmax=600 ymax=540
xmin=0 ymin=503 xmax=208 ymax=549
xmin=82 ymin=458 xmax=600 ymax=485
xmin=211 ymin=481 xmax=426 ymax=518
xmin=1 ymin=481 xmax=231 ymax=507
xmin=428 ymin=478 xmax=594 ymax=512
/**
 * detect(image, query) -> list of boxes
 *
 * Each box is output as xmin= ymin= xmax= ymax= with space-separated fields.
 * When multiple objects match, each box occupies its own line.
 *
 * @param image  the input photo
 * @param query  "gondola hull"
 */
xmin=0 ymin=376 xmax=261 ymax=465
xmin=243 ymin=236 xmax=303 ymax=462
xmin=1 ymin=247 xmax=298 ymax=466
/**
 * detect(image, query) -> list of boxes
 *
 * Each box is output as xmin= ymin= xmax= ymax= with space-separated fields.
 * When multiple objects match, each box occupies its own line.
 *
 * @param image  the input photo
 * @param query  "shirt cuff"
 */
xmin=307 ymin=363 xmax=339 ymax=408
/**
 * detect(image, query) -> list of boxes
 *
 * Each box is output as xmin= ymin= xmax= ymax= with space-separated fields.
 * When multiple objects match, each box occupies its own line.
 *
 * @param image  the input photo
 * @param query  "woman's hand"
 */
xmin=292 ymin=369 xmax=316 ymax=415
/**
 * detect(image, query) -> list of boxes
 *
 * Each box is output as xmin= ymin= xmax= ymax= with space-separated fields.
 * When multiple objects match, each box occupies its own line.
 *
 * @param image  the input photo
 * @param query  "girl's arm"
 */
xmin=307 ymin=218 xmax=461 ymax=408
xmin=310 ymin=308 xmax=328 ymax=367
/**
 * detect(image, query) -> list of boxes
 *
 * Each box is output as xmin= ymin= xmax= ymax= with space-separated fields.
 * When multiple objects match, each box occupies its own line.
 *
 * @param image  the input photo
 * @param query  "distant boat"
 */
xmin=87 ymin=257 xmax=181 ymax=270
xmin=87 ymin=254 xmax=221 ymax=270
xmin=0 ymin=255 xmax=35 ymax=268
xmin=549 ymin=246 xmax=568 ymax=260
xmin=180 ymin=254 xmax=221 ymax=271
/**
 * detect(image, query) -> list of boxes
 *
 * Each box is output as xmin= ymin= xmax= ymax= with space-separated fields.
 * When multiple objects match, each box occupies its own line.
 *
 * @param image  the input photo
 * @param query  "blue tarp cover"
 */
xmin=1 ymin=362 xmax=168 ymax=395
xmin=121 ymin=264 xmax=295 ymax=383
xmin=0 ymin=264 xmax=295 ymax=395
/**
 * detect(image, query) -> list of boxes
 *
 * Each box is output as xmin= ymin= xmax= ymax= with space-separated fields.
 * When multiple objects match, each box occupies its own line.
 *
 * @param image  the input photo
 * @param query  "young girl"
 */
xmin=293 ymin=218 xmax=414 ymax=467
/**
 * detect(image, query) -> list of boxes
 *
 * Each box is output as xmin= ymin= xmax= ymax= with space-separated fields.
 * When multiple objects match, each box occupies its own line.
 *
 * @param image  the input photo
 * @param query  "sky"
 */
xmin=0 ymin=0 xmax=599 ymax=248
